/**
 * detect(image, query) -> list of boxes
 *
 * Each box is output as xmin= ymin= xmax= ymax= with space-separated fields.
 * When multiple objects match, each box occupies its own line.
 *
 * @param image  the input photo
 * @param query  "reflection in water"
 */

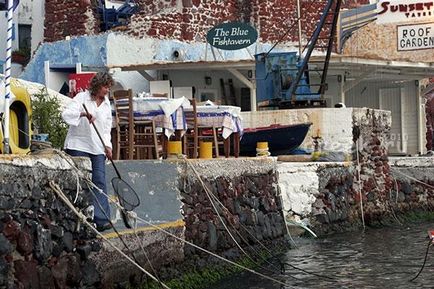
xmin=210 ymin=222 xmax=434 ymax=289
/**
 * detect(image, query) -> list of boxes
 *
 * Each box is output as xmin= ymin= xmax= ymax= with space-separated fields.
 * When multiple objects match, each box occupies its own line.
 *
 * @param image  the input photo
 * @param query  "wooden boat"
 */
xmin=240 ymin=123 xmax=312 ymax=156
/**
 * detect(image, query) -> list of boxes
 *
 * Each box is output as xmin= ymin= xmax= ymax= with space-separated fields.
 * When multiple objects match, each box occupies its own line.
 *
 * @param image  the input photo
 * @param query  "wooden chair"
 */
xmin=183 ymin=98 xmax=219 ymax=158
xmin=112 ymin=89 xmax=162 ymax=160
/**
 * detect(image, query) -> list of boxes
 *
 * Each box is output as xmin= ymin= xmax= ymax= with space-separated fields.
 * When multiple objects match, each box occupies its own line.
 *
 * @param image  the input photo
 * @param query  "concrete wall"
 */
xmin=277 ymin=107 xmax=396 ymax=234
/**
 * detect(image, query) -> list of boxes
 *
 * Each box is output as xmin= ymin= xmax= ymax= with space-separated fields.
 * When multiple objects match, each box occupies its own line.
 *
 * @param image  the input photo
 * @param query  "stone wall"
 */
xmin=181 ymin=159 xmax=286 ymax=256
xmin=0 ymin=155 xmax=288 ymax=288
xmin=278 ymin=108 xmax=398 ymax=235
xmin=342 ymin=18 xmax=434 ymax=63
xmin=0 ymin=155 xmax=101 ymax=288
xmin=352 ymin=108 xmax=394 ymax=210
xmin=390 ymin=157 xmax=434 ymax=212
xmin=43 ymin=0 xmax=369 ymax=43
xmin=44 ymin=0 xmax=99 ymax=43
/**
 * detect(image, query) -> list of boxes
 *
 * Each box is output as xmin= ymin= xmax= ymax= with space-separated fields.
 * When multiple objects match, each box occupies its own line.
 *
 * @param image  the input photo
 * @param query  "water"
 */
xmin=210 ymin=222 xmax=434 ymax=289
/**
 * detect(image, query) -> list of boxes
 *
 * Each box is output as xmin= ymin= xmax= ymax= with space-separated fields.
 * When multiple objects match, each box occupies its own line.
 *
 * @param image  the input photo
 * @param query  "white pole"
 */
xmin=296 ymin=0 xmax=303 ymax=57
xmin=3 ymin=0 xmax=14 ymax=154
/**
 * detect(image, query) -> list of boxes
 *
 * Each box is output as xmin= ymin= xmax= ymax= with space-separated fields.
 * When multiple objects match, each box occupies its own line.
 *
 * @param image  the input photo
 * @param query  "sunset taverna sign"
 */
xmin=377 ymin=0 xmax=434 ymax=24
xmin=206 ymin=22 xmax=258 ymax=50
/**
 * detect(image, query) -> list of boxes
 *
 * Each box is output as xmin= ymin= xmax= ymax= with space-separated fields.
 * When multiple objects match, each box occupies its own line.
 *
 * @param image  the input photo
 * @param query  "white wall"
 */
xmin=28 ymin=0 xmax=44 ymax=54
xmin=0 ymin=0 xmax=44 ymax=74
xmin=160 ymin=69 xmax=249 ymax=106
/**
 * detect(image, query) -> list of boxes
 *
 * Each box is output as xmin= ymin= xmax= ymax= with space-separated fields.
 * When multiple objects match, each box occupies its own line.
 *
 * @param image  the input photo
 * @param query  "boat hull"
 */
xmin=240 ymin=123 xmax=312 ymax=156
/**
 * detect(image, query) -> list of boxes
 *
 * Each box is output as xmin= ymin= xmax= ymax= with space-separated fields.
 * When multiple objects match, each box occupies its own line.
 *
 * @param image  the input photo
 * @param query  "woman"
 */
xmin=62 ymin=72 xmax=114 ymax=232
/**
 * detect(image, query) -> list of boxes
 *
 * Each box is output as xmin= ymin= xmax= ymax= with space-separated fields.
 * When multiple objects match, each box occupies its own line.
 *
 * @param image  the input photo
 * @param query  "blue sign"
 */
xmin=206 ymin=22 xmax=258 ymax=50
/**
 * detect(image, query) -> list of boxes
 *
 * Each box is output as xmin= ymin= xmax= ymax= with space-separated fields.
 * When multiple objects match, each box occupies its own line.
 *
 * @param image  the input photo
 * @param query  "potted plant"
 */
xmin=11 ymin=48 xmax=30 ymax=66
xmin=31 ymin=88 xmax=68 ymax=149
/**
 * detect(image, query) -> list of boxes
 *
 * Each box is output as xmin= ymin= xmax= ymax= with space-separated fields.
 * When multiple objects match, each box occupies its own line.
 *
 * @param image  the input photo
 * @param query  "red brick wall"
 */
xmin=127 ymin=0 xmax=369 ymax=42
xmin=44 ymin=0 xmax=369 ymax=43
xmin=44 ymin=0 xmax=100 ymax=43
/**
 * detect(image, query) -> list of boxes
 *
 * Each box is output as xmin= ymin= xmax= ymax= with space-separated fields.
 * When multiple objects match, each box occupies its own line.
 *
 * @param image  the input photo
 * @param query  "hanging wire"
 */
xmin=409 ymin=239 xmax=432 ymax=282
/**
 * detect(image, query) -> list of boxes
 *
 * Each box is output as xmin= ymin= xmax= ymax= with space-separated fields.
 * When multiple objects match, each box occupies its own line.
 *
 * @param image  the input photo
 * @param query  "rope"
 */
xmin=409 ymin=240 xmax=432 ymax=282
xmin=355 ymin=140 xmax=366 ymax=230
xmin=392 ymin=169 xmax=434 ymax=190
xmin=48 ymin=181 xmax=171 ymax=289
xmin=182 ymin=156 xmax=290 ymax=277
xmin=52 ymin=150 xmax=302 ymax=287
xmin=52 ymin=150 xmax=165 ymax=288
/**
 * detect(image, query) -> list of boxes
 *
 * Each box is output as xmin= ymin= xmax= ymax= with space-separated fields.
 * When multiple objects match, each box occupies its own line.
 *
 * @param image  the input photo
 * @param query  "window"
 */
xmin=18 ymin=24 xmax=31 ymax=51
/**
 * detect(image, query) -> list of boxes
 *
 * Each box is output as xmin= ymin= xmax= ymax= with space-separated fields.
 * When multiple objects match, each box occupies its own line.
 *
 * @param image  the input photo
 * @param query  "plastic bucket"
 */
xmin=199 ymin=141 xmax=213 ymax=159
xmin=167 ymin=141 xmax=182 ymax=158
xmin=256 ymin=142 xmax=270 ymax=156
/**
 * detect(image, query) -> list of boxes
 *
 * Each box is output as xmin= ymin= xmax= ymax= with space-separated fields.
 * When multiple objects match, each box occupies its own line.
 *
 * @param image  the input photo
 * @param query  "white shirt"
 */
xmin=62 ymin=90 xmax=112 ymax=155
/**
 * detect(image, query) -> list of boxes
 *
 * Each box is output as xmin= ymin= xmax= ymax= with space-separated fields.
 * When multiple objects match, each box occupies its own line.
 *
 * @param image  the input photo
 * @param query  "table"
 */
xmin=129 ymin=96 xmax=190 ymax=138
xmin=185 ymin=105 xmax=243 ymax=157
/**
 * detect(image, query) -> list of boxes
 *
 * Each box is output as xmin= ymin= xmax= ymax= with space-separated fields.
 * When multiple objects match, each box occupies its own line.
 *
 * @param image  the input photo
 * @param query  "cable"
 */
xmin=265 ymin=1 xmax=315 ymax=58
xmin=183 ymin=156 xmax=296 ymax=278
xmin=409 ymin=239 xmax=432 ymax=282
xmin=356 ymin=140 xmax=366 ymax=230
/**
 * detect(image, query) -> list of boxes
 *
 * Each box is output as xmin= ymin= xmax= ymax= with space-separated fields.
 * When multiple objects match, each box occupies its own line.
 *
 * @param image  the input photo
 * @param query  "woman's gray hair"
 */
xmin=89 ymin=72 xmax=114 ymax=98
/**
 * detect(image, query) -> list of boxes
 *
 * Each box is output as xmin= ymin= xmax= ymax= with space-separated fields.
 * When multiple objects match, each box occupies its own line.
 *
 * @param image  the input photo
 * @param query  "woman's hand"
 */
xmin=80 ymin=111 xmax=96 ymax=123
xmin=105 ymin=146 xmax=113 ymax=160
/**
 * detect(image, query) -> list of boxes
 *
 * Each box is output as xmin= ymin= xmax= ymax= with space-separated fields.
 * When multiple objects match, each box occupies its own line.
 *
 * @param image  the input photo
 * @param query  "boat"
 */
xmin=239 ymin=123 xmax=312 ymax=156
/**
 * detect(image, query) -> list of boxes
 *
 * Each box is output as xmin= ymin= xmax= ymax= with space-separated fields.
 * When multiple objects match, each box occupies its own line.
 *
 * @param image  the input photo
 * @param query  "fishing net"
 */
xmin=111 ymin=177 xmax=140 ymax=211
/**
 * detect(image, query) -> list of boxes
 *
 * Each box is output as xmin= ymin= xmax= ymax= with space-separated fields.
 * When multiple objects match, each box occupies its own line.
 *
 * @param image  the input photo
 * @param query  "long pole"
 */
xmin=3 ymin=0 xmax=14 ymax=154
xmin=296 ymin=0 xmax=303 ymax=57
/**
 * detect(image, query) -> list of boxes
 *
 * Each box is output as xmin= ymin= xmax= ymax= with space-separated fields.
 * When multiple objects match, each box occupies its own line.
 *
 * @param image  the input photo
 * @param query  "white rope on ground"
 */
xmin=52 ymin=150 xmax=291 ymax=287
xmin=356 ymin=141 xmax=366 ymax=230
xmin=48 ymin=181 xmax=171 ymax=289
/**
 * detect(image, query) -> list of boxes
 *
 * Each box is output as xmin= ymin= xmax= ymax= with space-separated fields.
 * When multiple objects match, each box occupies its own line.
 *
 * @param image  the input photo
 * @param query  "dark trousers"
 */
xmin=65 ymin=149 xmax=110 ymax=225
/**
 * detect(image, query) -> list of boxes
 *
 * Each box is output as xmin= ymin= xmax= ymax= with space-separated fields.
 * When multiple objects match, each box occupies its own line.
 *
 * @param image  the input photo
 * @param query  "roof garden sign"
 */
xmin=206 ymin=22 xmax=258 ymax=50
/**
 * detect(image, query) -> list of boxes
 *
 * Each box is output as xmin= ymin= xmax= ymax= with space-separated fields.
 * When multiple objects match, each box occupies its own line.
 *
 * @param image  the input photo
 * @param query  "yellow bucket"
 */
xmin=256 ymin=141 xmax=270 ymax=156
xmin=199 ymin=141 xmax=213 ymax=159
xmin=256 ymin=142 xmax=268 ymax=150
xmin=167 ymin=141 xmax=182 ymax=157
